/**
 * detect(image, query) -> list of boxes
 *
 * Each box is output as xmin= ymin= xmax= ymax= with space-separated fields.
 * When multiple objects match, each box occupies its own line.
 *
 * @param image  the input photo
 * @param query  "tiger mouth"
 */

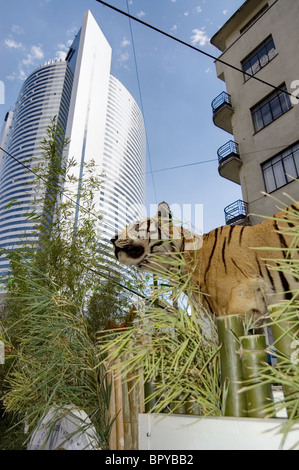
xmin=116 ymin=244 xmax=145 ymax=260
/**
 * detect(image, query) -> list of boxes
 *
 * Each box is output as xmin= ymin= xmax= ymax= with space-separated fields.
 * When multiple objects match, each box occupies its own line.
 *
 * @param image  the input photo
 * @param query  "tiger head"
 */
xmin=111 ymin=202 xmax=202 ymax=274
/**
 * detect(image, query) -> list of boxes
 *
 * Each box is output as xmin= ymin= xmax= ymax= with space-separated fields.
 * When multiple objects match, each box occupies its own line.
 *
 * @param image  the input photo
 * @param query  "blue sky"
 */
xmin=0 ymin=0 xmax=245 ymax=233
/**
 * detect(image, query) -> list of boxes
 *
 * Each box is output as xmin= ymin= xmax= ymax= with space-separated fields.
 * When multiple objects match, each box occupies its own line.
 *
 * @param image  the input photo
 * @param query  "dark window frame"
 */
xmin=241 ymin=36 xmax=277 ymax=82
xmin=261 ymin=141 xmax=299 ymax=193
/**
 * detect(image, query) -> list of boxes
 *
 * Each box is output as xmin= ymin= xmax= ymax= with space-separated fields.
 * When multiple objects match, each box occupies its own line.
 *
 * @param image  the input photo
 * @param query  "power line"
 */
xmin=0 ymin=145 xmax=114 ymax=228
xmin=4 ymin=141 xmax=297 ymax=194
xmin=0 ymin=144 xmax=218 ymax=199
xmin=102 ymin=141 xmax=298 ymax=185
xmin=0 ymin=145 xmax=146 ymax=299
xmin=126 ymin=0 xmax=158 ymax=204
xmin=0 ymin=145 xmax=218 ymax=241
xmin=95 ymin=0 xmax=293 ymax=98
xmin=150 ymin=158 xmax=217 ymax=174
xmin=98 ymin=159 xmax=218 ymax=187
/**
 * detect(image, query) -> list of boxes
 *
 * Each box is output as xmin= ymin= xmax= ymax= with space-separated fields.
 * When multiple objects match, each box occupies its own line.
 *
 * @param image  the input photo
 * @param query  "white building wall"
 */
xmin=0 ymin=111 xmax=13 ymax=168
xmin=212 ymin=0 xmax=299 ymax=223
xmin=100 ymin=75 xmax=146 ymax=242
xmin=64 ymin=10 xmax=112 ymax=225
xmin=65 ymin=10 xmax=146 ymax=241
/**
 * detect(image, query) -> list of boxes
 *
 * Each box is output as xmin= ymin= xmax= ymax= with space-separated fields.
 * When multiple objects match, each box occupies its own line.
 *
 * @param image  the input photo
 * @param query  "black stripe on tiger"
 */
xmin=277 ymin=266 xmax=292 ymax=300
xmin=255 ymin=254 xmax=263 ymax=278
xmin=284 ymin=206 xmax=296 ymax=228
xmin=227 ymin=225 xmax=235 ymax=245
xmin=203 ymin=294 xmax=214 ymax=314
xmin=204 ymin=227 xmax=219 ymax=282
xmin=265 ymin=266 xmax=275 ymax=291
xmin=180 ymin=225 xmax=185 ymax=252
xmin=274 ymin=220 xmax=289 ymax=259
xmin=147 ymin=218 xmax=151 ymax=242
xmin=222 ymin=237 xmax=227 ymax=274
xmin=284 ymin=217 xmax=295 ymax=229
xmin=291 ymin=204 xmax=299 ymax=213
xmin=238 ymin=226 xmax=246 ymax=245
xmin=150 ymin=241 xmax=164 ymax=253
xmin=157 ymin=220 xmax=162 ymax=240
xmin=231 ymin=258 xmax=247 ymax=277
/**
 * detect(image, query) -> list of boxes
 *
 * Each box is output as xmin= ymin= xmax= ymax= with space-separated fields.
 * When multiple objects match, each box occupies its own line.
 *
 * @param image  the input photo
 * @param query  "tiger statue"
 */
xmin=111 ymin=201 xmax=299 ymax=321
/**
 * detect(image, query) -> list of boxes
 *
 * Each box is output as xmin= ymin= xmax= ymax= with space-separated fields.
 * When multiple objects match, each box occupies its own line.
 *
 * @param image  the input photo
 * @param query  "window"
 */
xmin=262 ymin=141 xmax=299 ymax=193
xmin=251 ymin=84 xmax=292 ymax=132
xmin=242 ymin=36 xmax=276 ymax=81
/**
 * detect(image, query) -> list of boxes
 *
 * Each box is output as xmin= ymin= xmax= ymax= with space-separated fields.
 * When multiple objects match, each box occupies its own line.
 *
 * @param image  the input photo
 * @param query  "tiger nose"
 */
xmin=111 ymin=235 xmax=118 ymax=245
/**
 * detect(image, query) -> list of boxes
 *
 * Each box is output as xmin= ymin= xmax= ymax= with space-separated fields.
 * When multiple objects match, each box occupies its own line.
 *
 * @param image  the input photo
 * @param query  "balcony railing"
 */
xmin=224 ymin=200 xmax=248 ymax=225
xmin=211 ymin=92 xmax=234 ymax=134
xmin=217 ymin=140 xmax=240 ymax=165
xmin=211 ymin=92 xmax=232 ymax=113
xmin=217 ymin=141 xmax=242 ymax=184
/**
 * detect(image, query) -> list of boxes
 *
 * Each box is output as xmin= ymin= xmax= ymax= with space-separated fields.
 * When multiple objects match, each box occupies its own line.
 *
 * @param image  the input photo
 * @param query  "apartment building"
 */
xmin=211 ymin=0 xmax=299 ymax=225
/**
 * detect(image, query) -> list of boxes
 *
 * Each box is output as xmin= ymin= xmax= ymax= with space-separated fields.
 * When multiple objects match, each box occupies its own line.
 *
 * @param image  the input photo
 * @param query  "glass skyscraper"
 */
xmin=0 ymin=60 xmax=73 ymax=274
xmin=0 ymin=10 xmax=146 ymax=279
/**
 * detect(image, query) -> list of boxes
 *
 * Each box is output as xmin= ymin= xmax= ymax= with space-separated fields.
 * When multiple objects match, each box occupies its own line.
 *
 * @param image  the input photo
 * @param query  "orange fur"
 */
xmin=112 ymin=202 xmax=299 ymax=321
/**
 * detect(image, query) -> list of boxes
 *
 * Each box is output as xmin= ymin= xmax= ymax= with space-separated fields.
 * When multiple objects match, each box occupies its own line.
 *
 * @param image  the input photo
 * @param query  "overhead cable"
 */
xmin=125 ymin=0 xmax=158 ymax=204
xmin=95 ymin=0 xmax=293 ymax=98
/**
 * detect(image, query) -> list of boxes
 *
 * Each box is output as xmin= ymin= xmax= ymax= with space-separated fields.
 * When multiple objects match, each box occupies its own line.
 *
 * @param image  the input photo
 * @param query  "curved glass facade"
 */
xmin=0 ymin=60 xmax=73 ymax=276
xmin=99 ymin=75 xmax=146 ymax=243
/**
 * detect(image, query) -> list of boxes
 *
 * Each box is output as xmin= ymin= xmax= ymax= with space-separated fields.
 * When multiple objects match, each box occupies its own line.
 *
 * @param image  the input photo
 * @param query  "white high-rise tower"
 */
xmin=65 ymin=11 xmax=145 ymax=240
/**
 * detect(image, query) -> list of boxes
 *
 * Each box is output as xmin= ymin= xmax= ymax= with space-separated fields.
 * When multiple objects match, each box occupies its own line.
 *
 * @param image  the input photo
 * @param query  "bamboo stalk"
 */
xmin=268 ymin=303 xmax=299 ymax=417
xmin=240 ymin=334 xmax=273 ymax=418
xmin=108 ymin=369 xmax=117 ymax=450
xmin=138 ymin=368 xmax=145 ymax=414
xmin=185 ymin=398 xmax=200 ymax=415
xmin=114 ymin=359 xmax=125 ymax=450
xmin=128 ymin=375 xmax=139 ymax=450
xmin=144 ymin=381 xmax=156 ymax=413
xmin=122 ymin=378 xmax=132 ymax=450
xmin=217 ymin=315 xmax=248 ymax=417
xmin=169 ymin=399 xmax=186 ymax=414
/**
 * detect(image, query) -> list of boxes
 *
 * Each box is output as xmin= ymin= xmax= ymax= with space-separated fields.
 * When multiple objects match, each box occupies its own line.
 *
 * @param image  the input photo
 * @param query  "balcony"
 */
xmin=211 ymin=92 xmax=234 ymax=134
xmin=217 ymin=140 xmax=242 ymax=184
xmin=224 ymin=200 xmax=248 ymax=226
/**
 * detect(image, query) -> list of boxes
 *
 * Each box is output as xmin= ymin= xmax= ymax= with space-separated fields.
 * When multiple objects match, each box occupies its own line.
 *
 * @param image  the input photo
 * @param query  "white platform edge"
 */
xmin=139 ymin=413 xmax=299 ymax=450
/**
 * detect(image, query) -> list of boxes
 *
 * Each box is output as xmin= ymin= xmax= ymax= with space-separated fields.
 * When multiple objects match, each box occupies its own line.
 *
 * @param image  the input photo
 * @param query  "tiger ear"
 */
xmin=157 ymin=202 xmax=172 ymax=223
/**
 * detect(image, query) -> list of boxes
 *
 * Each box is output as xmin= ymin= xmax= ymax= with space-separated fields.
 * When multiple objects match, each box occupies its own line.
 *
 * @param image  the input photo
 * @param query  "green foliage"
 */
xmin=0 ymin=118 xmax=130 ymax=449
xmin=87 ymin=268 xmax=131 ymax=339
xmin=2 ymin=274 xmax=112 ymax=448
xmin=241 ymin=195 xmax=299 ymax=447
xmin=99 ymin=250 xmax=222 ymax=417
xmin=2 ymin=118 xmax=298 ymax=449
